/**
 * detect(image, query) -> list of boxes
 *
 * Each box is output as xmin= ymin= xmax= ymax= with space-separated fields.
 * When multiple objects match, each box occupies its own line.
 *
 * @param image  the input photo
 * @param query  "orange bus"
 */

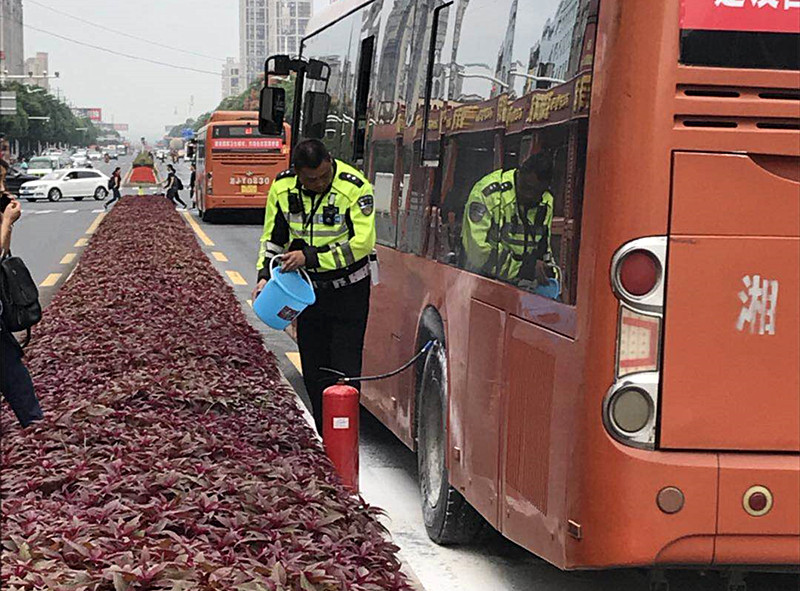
xmin=276 ymin=0 xmax=800 ymax=578
xmin=194 ymin=111 xmax=290 ymax=221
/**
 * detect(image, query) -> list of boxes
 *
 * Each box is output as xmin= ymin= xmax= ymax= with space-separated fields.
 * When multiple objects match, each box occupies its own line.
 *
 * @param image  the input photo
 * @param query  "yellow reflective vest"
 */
xmin=461 ymin=168 xmax=556 ymax=283
xmin=257 ymin=160 xmax=377 ymax=281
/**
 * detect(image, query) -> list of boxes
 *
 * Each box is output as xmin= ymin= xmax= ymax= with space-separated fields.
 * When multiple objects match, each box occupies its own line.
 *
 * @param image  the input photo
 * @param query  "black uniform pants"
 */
xmin=296 ymin=277 xmax=370 ymax=433
xmin=0 ymin=329 xmax=43 ymax=428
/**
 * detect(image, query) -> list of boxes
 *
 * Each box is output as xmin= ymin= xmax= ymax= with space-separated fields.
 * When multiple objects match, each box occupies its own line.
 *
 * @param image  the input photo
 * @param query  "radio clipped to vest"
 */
xmin=321 ymin=193 xmax=338 ymax=226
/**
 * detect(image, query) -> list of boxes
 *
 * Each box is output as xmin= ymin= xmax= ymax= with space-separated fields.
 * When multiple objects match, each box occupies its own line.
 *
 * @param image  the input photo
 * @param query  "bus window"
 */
xmin=435 ymin=0 xmax=596 ymax=305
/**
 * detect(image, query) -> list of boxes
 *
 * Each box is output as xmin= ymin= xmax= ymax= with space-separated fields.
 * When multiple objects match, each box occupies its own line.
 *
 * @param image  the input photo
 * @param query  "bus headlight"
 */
xmin=603 ymin=373 xmax=659 ymax=449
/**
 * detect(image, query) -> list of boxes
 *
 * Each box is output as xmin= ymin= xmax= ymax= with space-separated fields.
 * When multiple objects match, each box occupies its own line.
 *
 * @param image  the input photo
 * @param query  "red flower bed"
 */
xmin=128 ymin=167 xmax=158 ymax=184
xmin=1 ymin=196 xmax=412 ymax=591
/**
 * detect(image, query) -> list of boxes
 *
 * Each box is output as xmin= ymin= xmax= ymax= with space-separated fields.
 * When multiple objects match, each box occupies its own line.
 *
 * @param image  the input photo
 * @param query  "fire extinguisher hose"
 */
xmin=320 ymin=339 xmax=437 ymax=384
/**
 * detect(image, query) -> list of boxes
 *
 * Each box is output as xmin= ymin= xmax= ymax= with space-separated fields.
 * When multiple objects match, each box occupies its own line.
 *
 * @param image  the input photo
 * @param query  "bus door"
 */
xmin=661 ymin=152 xmax=799 ymax=452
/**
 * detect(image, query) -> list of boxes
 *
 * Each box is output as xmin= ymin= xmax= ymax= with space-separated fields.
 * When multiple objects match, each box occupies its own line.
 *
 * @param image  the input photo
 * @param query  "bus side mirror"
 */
xmin=259 ymin=86 xmax=286 ymax=135
xmin=302 ymin=91 xmax=331 ymax=139
xmin=306 ymin=59 xmax=331 ymax=82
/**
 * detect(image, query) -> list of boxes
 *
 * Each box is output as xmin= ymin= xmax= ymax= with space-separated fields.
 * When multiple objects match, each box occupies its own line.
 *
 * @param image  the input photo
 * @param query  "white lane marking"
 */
xmin=34 ymin=210 xmax=55 ymax=215
xmin=92 ymin=209 xmax=104 ymax=213
xmin=63 ymin=209 xmax=78 ymax=214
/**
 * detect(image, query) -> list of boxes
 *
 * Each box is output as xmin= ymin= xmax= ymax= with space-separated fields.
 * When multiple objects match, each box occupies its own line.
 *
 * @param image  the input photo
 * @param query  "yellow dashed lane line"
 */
xmin=85 ymin=212 xmax=106 ymax=235
xmin=212 ymin=251 xmax=228 ymax=262
xmin=74 ymin=238 xmax=89 ymax=247
xmin=40 ymin=273 xmax=62 ymax=287
xmin=181 ymin=211 xmax=214 ymax=246
xmin=285 ymin=352 xmax=303 ymax=374
xmin=226 ymin=270 xmax=248 ymax=286
xmin=60 ymin=253 xmax=76 ymax=265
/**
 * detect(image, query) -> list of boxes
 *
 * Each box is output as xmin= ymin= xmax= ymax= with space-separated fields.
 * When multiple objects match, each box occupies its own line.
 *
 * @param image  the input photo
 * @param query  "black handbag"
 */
xmin=0 ymin=253 xmax=42 ymax=346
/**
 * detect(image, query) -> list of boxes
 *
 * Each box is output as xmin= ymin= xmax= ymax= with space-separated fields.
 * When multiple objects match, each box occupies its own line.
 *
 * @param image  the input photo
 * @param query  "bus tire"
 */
xmin=417 ymin=343 xmax=486 ymax=545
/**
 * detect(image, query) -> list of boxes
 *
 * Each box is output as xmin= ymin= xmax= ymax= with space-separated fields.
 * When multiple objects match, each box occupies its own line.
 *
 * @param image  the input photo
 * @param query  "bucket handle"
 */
xmin=270 ymin=255 xmax=314 ymax=288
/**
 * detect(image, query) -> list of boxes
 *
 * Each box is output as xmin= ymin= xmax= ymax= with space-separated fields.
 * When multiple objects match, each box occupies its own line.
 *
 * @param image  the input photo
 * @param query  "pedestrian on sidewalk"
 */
xmin=104 ymin=167 xmax=122 ymax=209
xmin=0 ymin=159 xmax=44 ymax=428
xmin=164 ymin=164 xmax=188 ymax=209
xmin=189 ymin=163 xmax=196 ymax=209
xmin=253 ymin=139 xmax=377 ymax=432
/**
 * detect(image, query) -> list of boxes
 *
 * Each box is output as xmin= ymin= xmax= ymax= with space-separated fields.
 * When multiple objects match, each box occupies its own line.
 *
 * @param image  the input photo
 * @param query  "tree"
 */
xmin=0 ymin=82 xmax=100 ymax=152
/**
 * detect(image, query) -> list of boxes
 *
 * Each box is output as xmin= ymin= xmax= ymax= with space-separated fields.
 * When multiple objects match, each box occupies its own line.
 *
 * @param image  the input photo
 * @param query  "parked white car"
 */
xmin=88 ymin=151 xmax=102 ymax=161
xmin=19 ymin=168 xmax=110 ymax=202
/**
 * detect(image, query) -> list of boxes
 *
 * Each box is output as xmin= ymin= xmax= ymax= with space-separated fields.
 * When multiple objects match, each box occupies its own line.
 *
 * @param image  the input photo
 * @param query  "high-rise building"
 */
xmin=239 ymin=0 xmax=313 ymax=86
xmin=222 ymin=58 xmax=242 ymax=99
xmin=24 ymin=52 xmax=49 ymax=90
xmin=0 ymin=0 xmax=24 ymax=76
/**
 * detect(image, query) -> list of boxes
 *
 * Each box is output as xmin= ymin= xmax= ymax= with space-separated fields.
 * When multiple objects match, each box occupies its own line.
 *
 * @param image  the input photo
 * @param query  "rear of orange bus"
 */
xmin=571 ymin=0 xmax=799 ymax=570
xmin=195 ymin=116 xmax=290 ymax=218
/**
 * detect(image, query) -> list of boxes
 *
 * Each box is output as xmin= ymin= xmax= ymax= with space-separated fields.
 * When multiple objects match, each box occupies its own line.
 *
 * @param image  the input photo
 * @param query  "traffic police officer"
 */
xmin=461 ymin=154 xmax=559 ymax=295
xmin=253 ymin=139 xmax=376 ymax=432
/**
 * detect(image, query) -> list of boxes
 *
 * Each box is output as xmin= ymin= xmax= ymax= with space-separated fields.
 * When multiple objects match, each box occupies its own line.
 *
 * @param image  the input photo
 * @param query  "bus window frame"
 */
xmin=420 ymin=2 xmax=453 ymax=168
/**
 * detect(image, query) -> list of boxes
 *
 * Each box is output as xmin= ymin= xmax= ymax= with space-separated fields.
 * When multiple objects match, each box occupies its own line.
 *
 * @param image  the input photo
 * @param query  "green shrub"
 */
xmin=132 ymin=151 xmax=155 ymax=168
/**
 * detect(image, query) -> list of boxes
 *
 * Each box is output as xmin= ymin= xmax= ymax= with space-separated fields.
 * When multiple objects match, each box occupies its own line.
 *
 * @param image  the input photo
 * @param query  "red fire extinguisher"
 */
xmin=322 ymin=384 xmax=360 ymax=493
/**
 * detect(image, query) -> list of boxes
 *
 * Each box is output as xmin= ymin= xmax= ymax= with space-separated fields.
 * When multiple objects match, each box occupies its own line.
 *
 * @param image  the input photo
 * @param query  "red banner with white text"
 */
xmin=681 ymin=0 xmax=800 ymax=33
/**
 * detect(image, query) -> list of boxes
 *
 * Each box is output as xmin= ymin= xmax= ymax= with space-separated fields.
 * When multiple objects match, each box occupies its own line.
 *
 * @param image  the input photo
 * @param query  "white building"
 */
xmin=526 ymin=0 xmax=580 ymax=92
xmin=24 ymin=51 xmax=49 ymax=90
xmin=222 ymin=58 xmax=242 ymax=99
xmin=239 ymin=0 xmax=313 ymax=86
xmin=0 ymin=0 xmax=24 ymax=76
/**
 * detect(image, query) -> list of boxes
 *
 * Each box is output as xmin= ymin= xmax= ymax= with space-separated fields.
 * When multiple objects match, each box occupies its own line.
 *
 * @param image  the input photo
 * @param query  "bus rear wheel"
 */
xmin=416 ymin=343 xmax=486 ymax=545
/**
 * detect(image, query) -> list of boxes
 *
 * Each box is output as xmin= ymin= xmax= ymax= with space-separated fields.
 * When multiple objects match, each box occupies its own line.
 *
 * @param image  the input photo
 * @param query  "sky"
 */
xmin=21 ymin=0 xmax=329 ymax=143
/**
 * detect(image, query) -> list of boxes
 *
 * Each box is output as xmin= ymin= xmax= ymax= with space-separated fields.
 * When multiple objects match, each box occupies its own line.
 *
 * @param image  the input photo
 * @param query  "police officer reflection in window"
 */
xmin=253 ymin=139 xmax=377 ymax=432
xmin=461 ymin=154 xmax=560 ymax=298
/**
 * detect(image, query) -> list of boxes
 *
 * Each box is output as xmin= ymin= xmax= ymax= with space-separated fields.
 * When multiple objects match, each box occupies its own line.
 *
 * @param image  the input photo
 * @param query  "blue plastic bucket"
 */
xmin=254 ymin=256 xmax=316 ymax=330
xmin=533 ymin=277 xmax=561 ymax=300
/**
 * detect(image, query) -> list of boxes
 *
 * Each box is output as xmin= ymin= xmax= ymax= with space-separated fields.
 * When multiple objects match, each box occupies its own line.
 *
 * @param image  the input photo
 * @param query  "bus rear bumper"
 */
xmin=656 ymin=534 xmax=800 ymax=567
xmin=572 ymin=443 xmax=799 ymax=568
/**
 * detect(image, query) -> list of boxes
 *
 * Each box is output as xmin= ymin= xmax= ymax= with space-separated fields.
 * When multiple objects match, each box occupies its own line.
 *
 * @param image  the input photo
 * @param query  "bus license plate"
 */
xmin=240 ymin=185 xmax=258 ymax=194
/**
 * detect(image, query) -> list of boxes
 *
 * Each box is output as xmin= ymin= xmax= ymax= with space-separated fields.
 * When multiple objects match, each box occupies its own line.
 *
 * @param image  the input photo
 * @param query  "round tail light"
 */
xmin=743 ymin=485 xmax=773 ymax=517
xmin=610 ymin=387 xmax=652 ymax=433
xmin=618 ymin=250 xmax=661 ymax=297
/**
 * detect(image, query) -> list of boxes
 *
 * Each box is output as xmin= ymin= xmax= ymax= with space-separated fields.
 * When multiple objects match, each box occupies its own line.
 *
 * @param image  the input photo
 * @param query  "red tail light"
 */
xmin=618 ymin=250 xmax=660 ymax=297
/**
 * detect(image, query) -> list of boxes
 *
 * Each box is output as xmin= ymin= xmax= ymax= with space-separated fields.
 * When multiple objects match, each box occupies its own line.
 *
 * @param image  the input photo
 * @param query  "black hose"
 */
xmin=320 ymin=340 xmax=437 ymax=384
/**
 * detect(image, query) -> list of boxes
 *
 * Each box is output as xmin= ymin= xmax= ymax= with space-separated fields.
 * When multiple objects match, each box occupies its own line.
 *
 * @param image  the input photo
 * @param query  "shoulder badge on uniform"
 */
xmin=499 ymin=181 xmax=513 ymax=192
xmin=469 ymin=201 xmax=488 ymax=223
xmin=338 ymin=171 xmax=364 ymax=188
xmin=357 ymin=194 xmax=374 ymax=216
xmin=482 ymin=182 xmax=501 ymax=197
xmin=276 ymin=168 xmax=295 ymax=181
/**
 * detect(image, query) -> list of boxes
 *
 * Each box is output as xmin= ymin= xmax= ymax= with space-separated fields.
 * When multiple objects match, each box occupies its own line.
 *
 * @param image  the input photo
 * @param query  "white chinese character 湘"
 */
xmin=737 ymin=275 xmax=779 ymax=335
xmin=751 ymin=0 xmax=779 ymax=7
xmin=716 ymin=0 xmax=746 ymax=5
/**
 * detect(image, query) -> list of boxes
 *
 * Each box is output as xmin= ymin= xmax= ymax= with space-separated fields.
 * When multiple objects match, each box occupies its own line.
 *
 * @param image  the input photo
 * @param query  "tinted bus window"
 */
xmin=681 ymin=31 xmax=800 ymax=70
xmin=435 ymin=0 xmax=597 ymax=305
xmin=304 ymin=0 xmax=409 ymax=249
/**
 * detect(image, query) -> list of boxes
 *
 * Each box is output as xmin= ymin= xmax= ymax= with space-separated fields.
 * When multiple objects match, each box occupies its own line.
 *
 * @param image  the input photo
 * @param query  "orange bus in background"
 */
xmin=194 ymin=111 xmax=290 ymax=221
xmin=291 ymin=0 xmax=800 ymax=578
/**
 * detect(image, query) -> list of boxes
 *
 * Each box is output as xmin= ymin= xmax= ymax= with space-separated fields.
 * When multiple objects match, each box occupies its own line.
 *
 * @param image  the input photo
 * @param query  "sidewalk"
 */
xmin=0 ymin=196 xmax=414 ymax=590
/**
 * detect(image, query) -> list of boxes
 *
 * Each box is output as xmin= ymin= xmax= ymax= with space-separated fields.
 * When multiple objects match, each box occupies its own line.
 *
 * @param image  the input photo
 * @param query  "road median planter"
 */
xmin=0 ymin=196 xmax=412 ymax=591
